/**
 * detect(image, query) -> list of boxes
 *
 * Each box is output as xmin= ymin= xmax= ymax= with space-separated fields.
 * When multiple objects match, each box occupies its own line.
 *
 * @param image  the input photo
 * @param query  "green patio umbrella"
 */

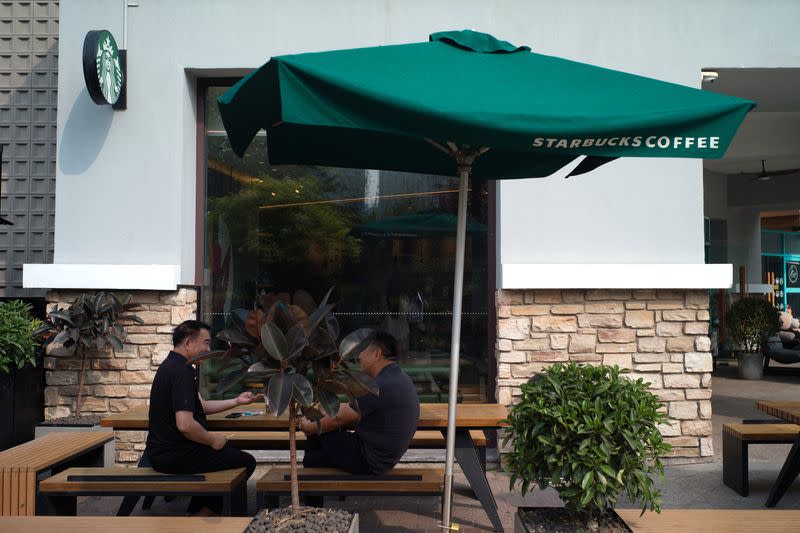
xmin=353 ymin=213 xmax=487 ymax=238
xmin=217 ymin=29 xmax=754 ymax=531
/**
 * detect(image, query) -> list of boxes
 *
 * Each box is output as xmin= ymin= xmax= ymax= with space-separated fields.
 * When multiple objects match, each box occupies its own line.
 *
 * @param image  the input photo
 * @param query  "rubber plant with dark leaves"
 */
xmin=33 ymin=293 xmax=143 ymax=418
xmin=196 ymin=288 xmax=377 ymax=513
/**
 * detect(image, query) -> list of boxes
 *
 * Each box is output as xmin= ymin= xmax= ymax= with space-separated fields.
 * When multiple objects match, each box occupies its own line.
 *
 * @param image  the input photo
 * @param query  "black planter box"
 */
xmin=0 ymin=364 xmax=45 ymax=451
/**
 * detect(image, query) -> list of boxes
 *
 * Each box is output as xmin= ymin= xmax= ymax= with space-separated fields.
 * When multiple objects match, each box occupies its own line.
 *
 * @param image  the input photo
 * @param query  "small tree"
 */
xmin=727 ymin=296 xmax=780 ymax=354
xmin=34 ymin=293 xmax=143 ymax=418
xmin=198 ymin=288 xmax=377 ymax=512
xmin=503 ymin=363 xmax=671 ymax=525
xmin=0 ymin=300 xmax=43 ymax=374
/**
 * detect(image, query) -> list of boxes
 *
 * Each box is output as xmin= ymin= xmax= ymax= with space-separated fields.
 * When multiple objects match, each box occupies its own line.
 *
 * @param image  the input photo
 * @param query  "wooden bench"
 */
xmin=222 ymin=429 xmax=488 ymax=467
xmin=256 ymin=466 xmax=444 ymax=509
xmin=38 ymin=467 xmax=247 ymax=516
xmin=616 ymin=509 xmax=800 ymax=533
xmin=0 ymin=516 xmax=254 ymax=532
xmin=0 ymin=432 xmax=113 ymax=516
xmin=722 ymin=422 xmax=800 ymax=496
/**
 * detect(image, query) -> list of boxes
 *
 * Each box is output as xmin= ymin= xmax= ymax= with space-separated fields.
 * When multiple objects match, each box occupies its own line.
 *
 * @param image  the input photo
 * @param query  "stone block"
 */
xmin=657 ymin=290 xmax=686 ymax=300
xmin=625 ymin=310 xmax=654 ymax=328
xmin=661 ymin=363 xmax=684 ymax=373
xmin=533 ymin=290 xmax=562 ymax=304
xmin=578 ymin=314 xmax=623 ymax=328
xmin=136 ymin=311 xmax=171 ymax=325
xmin=44 ymin=387 xmax=59 ymax=406
xmin=498 ymin=364 xmax=511 ymax=378
xmin=585 ymin=302 xmax=624 ymax=314
xmin=567 ymin=354 xmax=602 ymax=363
xmin=685 ymin=389 xmax=712 ymax=400
xmin=700 ymin=437 xmax=714 ymax=457
xmin=126 ymin=326 xmax=158 ymax=334
xmin=699 ymin=400 xmax=712 ymax=419
xmin=656 ymin=322 xmax=683 ymax=337
xmin=664 ymin=448 xmax=700 ymax=458
xmin=115 ymin=431 xmax=147 ymax=443
xmin=562 ymin=290 xmax=585 ymax=303
xmin=531 ymin=315 xmax=578 ymax=333
xmin=625 ymin=372 xmax=662 ymax=389
xmin=91 ymin=358 xmax=127 ymax=370
xmin=681 ymin=420 xmax=712 ymax=436
xmin=530 ymin=351 xmax=569 ymax=362
xmin=657 ymin=421 xmax=681 ymax=436
xmin=701 ymin=373 xmax=712 ymax=387
xmin=498 ymin=319 xmax=530 ymax=340
xmin=46 ymin=371 xmax=77 ymax=385
xmin=652 ymin=389 xmax=685 ymax=402
xmin=636 ymin=328 xmax=655 ymax=337
xmin=686 ymin=291 xmax=710 ymax=309
xmin=84 ymin=371 xmax=120 ymax=385
xmin=128 ymin=384 xmax=152 ymax=398
xmin=497 ymin=387 xmax=513 ymax=405
xmin=511 ymin=363 xmax=547 ymax=378
xmin=595 ymin=343 xmax=636 ymax=353
xmin=568 ymin=334 xmax=596 ymax=353
xmin=669 ymin=401 xmax=698 ymax=419
xmin=664 ymin=436 xmax=699 ymax=447
xmin=126 ymin=358 xmax=152 ymax=371
xmin=685 ymin=353 xmax=713 ymax=372
xmin=171 ymin=305 xmax=196 ymax=325
xmin=586 ymin=290 xmax=630 ymax=301
xmin=671 ymin=353 xmax=685 ymax=363
xmin=510 ymin=305 xmax=550 ymax=316
xmin=497 ymin=290 xmax=523 ymax=305
xmin=597 ymin=328 xmax=635 ymax=343
xmin=120 ymin=370 xmax=156 ymax=384
xmin=664 ymin=373 xmax=701 ymax=388
xmin=625 ymin=302 xmax=646 ymax=310
xmin=695 ymin=336 xmax=711 ymax=352
xmin=77 ymin=396 xmax=109 ymax=412
xmin=110 ymin=398 xmax=148 ymax=412
xmin=602 ymin=354 xmax=632 ymax=369
xmin=117 ymin=451 xmax=141 ymax=463
xmin=187 ymin=290 xmax=198 ymax=304
xmin=161 ymin=289 xmax=188 ymax=306
xmin=633 ymin=353 xmax=671 ymax=363
xmin=684 ymin=322 xmax=709 ymax=335
xmin=45 ymin=406 xmax=72 ymax=419
xmin=662 ymin=309 xmax=696 ymax=321
xmin=666 ymin=336 xmax=694 ymax=352
xmin=497 ymin=305 xmax=511 ymax=318
xmin=634 ymin=363 xmax=662 ymax=372
xmin=551 ymin=304 xmax=584 ymax=315
xmin=697 ymin=310 xmax=710 ymax=321
xmin=127 ymin=333 xmax=172 ymax=345
xmin=498 ymin=351 xmax=526 ymax=363
xmin=647 ymin=300 xmax=684 ymax=310
xmin=550 ymin=334 xmax=568 ymax=350
xmin=637 ymin=337 xmax=666 ymax=353
xmin=94 ymin=385 xmax=129 ymax=398
xmin=633 ymin=290 xmax=656 ymax=300
xmin=513 ymin=338 xmax=550 ymax=351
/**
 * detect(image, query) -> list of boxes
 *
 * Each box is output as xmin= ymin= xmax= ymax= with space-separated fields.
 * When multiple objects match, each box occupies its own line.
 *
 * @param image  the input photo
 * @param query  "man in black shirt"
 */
xmin=300 ymin=330 xmax=420 ymax=474
xmin=147 ymin=320 xmax=260 ymax=516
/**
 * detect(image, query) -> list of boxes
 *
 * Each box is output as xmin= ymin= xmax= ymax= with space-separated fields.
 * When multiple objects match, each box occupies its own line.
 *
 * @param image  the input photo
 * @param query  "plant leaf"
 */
xmin=218 ymin=327 xmax=256 ymax=346
xmin=266 ymin=372 xmax=292 ymax=416
xmin=338 ymin=328 xmax=375 ymax=361
xmin=318 ymin=388 xmax=341 ymax=418
xmin=339 ymin=368 xmax=379 ymax=396
xmin=261 ymin=322 xmax=288 ymax=361
xmin=217 ymin=367 xmax=248 ymax=395
xmin=289 ymin=374 xmax=314 ymax=406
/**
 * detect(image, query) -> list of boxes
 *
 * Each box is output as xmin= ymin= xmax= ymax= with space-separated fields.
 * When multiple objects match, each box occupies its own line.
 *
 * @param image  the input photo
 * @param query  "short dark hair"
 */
xmin=172 ymin=320 xmax=211 ymax=346
xmin=371 ymin=330 xmax=398 ymax=360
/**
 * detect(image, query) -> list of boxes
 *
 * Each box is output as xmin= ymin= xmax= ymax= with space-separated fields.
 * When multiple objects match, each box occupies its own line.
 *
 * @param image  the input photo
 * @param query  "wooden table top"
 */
xmin=756 ymin=400 xmax=800 ymax=425
xmin=0 ymin=432 xmax=113 ymax=470
xmin=101 ymin=403 xmax=508 ymax=431
xmin=616 ymin=509 xmax=800 ymax=533
xmin=0 ymin=516 xmax=252 ymax=532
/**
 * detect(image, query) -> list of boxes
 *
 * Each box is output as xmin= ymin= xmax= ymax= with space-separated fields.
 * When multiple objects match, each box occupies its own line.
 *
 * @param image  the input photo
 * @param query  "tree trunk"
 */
xmin=75 ymin=347 xmax=88 ymax=418
xmin=289 ymin=401 xmax=300 ymax=511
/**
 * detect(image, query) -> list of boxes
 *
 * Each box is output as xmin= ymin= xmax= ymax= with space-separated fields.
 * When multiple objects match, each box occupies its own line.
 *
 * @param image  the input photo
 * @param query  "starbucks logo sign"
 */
xmin=789 ymin=263 xmax=799 ymax=286
xmin=82 ymin=30 xmax=124 ymax=105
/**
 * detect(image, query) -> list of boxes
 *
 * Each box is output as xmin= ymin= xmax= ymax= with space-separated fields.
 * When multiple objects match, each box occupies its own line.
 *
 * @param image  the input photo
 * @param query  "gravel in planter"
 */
xmin=39 ymin=414 xmax=103 ymax=426
xmin=245 ymin=506 xmax=353 ymax=533
xmin=520 ymin=508 xmax=632 ymax=533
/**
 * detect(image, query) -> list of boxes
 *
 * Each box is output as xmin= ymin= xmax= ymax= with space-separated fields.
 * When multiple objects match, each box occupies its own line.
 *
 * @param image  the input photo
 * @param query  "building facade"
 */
xmin=19 ymin=0 xmax=800 ymax=464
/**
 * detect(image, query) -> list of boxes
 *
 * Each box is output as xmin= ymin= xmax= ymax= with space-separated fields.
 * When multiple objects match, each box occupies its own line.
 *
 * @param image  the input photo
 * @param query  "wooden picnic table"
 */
xmin=755 ymin=400 xmax=800 ymax=507
xmin=102 ymin=402 xmax=508 ymax=532
xmin=616 ymin=509 xmax=800 ymax=533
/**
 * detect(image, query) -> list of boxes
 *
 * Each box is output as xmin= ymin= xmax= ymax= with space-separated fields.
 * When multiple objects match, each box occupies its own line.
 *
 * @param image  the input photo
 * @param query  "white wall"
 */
xmin=39 ymin=0 xmax=800 ymax=289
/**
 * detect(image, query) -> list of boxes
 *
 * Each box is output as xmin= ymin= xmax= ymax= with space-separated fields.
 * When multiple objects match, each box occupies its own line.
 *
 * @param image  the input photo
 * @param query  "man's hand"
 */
xmin=298 ymin=417 xmax=318 ymax=437
xmin=209 ymin=432 xmax=227 ymax=451
xmin=235 ymin=391 xmax=265 ymax=405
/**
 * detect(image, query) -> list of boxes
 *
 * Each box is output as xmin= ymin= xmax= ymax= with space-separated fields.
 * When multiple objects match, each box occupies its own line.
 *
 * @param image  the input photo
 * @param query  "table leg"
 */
xmin=766 ymin=434 xmax=800 ymax=507
xmin=448 ymin=428 xmax=504 ymax=532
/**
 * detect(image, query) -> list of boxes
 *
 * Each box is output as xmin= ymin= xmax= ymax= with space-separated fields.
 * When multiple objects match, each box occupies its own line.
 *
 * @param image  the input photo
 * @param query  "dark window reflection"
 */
xmin=201 ymin=86 xmax=489 ymax=403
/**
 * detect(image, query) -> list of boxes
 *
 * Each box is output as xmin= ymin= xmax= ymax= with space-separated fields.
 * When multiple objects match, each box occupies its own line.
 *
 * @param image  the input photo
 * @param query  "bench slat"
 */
xmin=257 ymin=467 xmax=444 ymax=493
xmin=0 ymin=432 xmax=113 ymax=471
xmin=723 ymin=423 xmax=800 ymax=441
xmin=39 ymin=467 xmax=245 ymax=494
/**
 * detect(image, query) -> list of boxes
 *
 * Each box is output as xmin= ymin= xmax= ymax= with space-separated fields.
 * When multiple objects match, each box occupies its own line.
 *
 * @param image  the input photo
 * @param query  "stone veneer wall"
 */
xmin=43 ymin=288 xmax=197 ymax=465
xmin=496 ymin=289 xmax=713 ymax=462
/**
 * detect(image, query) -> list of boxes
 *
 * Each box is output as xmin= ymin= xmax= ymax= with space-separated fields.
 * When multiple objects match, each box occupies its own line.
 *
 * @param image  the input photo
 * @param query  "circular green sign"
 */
xmin=83 ymin=30 xmax=123 ymax=105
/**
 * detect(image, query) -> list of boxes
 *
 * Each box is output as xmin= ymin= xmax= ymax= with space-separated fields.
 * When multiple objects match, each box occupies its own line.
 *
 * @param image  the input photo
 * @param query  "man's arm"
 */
xmin=200 ymin=391 xmax=264 ymax=415
xmin=175 ymin=410 xmax=226 ymax=450
xmin=299 ymin=403 xmax=360 ymax=436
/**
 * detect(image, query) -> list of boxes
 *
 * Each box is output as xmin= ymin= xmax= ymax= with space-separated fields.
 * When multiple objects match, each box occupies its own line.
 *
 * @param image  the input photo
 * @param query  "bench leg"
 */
xmin=232 ymin=480 xmax=248 ymax=516
xmin=302 ymin=494 xmax=324 ymax=508
xmin=452 ymin=428 xmax=504 ymax=533
xmin=723 ymin=431 xmax=748 ymax=496
xmin=766 ymin=435 xmax=800 ymax=507
xmin=259 ymin=491 xmax=279 ymax=510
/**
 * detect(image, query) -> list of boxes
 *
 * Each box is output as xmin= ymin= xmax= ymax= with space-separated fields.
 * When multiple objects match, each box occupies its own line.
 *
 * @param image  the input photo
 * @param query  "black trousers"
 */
xmin=303 ymin=430 xmax=372 ymax=474
xmin=150 ymin=442 xmax=256 ymax=514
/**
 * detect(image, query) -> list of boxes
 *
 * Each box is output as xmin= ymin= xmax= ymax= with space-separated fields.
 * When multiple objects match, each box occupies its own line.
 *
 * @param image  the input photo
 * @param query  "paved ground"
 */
xmin=76 ymin=360 xmax=800 ymax=532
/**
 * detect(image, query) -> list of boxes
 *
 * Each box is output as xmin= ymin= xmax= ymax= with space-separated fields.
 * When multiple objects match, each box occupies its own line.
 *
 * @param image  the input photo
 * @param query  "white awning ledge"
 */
xmin=500 ymin=263 xmax=732 ymax=289
xmin=23 ymin=264 xmax=181 ymax=291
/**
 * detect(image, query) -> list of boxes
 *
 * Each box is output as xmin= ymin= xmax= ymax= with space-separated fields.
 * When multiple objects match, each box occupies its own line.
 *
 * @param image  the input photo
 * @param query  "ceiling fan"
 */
xmin=743 ymin=159 xmax=800 ymax=182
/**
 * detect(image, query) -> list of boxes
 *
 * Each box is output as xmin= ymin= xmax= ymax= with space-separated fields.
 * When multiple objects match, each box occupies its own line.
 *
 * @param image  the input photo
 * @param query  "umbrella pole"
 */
xmin=441 ymin=161 xmax=471 ymax=530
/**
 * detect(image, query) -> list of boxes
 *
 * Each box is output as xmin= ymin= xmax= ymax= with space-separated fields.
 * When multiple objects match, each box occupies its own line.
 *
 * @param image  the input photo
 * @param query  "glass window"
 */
xmin=200 ymin=85 xmax=490 ymax=403
xmin=761 ymin=231 xmax=783 ymax=255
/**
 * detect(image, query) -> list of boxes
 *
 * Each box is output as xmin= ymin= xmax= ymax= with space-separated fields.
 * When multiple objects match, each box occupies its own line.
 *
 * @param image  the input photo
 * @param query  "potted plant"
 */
xmin=503 ymin=362 xmax=671 ymax=533
xmin=0 ymin=299 xmax=44 ymax=450
xmin=34 ymin=292 xmax=143 ymax=425
xmin=198 ymin=288 xmax=375 ymax=533
xmin=727 ymin=296 xmax=780 ymax=380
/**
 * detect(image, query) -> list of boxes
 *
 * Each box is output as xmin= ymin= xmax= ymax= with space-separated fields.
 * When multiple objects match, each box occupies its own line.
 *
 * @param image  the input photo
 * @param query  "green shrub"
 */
xmin=503 ymin=363 xmax=671 ymax=521
xmin=0 ymin=300 xmax=43 ymax=374
xmin=727 ymin=296 xmax=780 ymax=354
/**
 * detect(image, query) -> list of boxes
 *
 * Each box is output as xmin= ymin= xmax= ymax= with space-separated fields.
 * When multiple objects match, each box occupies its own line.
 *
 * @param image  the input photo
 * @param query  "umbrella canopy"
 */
xmin=353 ymin=213 xmax=487 ymax=237
xmin=219 ymin=30 xmax=754 ymax=180
xmin=217 ymin=30 xmax=754 ymax=532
